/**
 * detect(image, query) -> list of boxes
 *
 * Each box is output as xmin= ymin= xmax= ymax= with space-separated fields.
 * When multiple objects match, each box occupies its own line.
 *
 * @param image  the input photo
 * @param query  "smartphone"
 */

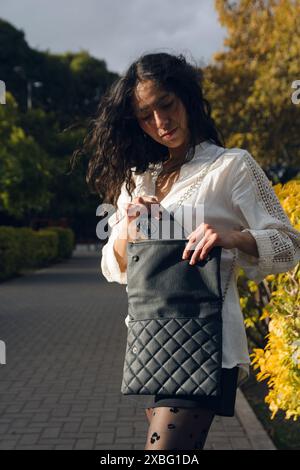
xmin=137 ymin=205 xmax=185 ymax=240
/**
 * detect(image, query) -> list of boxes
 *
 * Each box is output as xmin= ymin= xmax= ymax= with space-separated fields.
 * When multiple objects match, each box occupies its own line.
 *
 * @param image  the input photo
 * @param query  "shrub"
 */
xmin=33 ymin=229 xmax=59 ymax=266
xmin=46 ymin=226 xmax=75 ymax=259
xmin=14 ymin=227 xmax=39 ymax=268
xmin=0 ymin=226 xmax=20 ymax=280
xmin=0 ymin=225 xmax=75 ymax=281
xmin=240 ymin=180 xmax=300 ymax=421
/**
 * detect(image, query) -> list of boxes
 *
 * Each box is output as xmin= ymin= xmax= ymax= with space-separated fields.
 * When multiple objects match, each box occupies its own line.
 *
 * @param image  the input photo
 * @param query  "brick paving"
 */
xmin=0 ymin=248 xmax=276 ymax=450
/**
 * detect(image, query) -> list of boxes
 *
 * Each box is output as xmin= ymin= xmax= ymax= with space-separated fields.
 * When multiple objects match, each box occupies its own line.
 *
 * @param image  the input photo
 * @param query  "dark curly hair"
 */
xmin=71 ymin=51 xmax=225 ymax=207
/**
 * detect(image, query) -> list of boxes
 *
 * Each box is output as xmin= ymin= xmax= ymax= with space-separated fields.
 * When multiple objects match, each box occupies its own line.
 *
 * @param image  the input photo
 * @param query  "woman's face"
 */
xmin=132 ymin=80 xmax=190 ymax=149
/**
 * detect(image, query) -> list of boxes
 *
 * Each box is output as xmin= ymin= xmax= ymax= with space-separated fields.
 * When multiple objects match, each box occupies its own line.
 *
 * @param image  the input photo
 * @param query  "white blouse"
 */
xmin=100 ymin=140 xmax=300 ymax=389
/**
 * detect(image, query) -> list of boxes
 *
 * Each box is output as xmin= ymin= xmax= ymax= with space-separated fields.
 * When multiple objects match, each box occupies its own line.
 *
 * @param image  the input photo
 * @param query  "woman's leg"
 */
xmin=144 ymin=406 xmax=215 ymax=451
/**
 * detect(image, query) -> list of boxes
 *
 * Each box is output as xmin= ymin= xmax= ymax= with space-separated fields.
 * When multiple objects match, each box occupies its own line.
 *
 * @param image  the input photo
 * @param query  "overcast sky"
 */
xmin=0 ymin=0 xmax=227 ymax=74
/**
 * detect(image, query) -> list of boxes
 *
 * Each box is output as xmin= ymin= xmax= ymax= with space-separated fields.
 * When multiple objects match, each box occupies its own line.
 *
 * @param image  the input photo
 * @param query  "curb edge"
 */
xmin=235 ymin=387 xmax=277 ymax=450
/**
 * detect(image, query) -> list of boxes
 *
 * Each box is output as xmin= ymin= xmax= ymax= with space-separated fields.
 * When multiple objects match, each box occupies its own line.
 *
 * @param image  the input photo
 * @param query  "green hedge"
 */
xmin=0 ymin=227 xmax=21 ymax=280
xmin=46 ymin=226 xmax=75 ymax=259
xmin=15 ymin=227 xmax=39 ymax=268
xmin=0 ymin=225 xmax=75 ymax=281
xmin=34 ymin=229 xmax=59 ymax=266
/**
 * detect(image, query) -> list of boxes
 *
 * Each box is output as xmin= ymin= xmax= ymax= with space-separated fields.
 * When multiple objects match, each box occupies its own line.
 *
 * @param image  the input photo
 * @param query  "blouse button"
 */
xmin=132 ymin=255 xmax=139 ymax=262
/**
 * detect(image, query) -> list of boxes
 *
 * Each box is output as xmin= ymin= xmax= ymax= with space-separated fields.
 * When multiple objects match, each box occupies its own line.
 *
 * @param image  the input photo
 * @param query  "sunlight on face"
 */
xmin=132 ymin=80 xmax=190 ymax=149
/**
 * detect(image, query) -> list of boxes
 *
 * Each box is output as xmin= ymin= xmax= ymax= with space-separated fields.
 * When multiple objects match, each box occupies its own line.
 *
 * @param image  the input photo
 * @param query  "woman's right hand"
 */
xmin=123 ymin=195 xmax=161 ymax=242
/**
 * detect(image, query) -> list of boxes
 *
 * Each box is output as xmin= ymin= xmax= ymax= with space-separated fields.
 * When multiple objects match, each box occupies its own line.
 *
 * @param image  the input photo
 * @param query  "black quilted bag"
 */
xmin=121 ymin=241 xmax=228 ymax=397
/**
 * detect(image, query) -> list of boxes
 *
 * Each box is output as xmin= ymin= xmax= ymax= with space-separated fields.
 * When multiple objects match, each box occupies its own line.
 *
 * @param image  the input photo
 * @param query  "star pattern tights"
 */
xmin=144 ymin=406 xmax=215 ymax=451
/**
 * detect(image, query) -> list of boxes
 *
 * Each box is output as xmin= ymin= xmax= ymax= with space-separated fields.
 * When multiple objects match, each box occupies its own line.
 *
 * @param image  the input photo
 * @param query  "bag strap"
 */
xmin=153 ymin=148 xmax=237 ymax=303
xmin=174 ymin=148 xmax=227 ymax=208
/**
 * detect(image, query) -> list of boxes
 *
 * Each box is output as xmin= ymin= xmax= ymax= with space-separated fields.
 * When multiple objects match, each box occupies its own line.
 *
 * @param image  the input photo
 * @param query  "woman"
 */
xmin=75 ymin=52 xmax=300 ymax=450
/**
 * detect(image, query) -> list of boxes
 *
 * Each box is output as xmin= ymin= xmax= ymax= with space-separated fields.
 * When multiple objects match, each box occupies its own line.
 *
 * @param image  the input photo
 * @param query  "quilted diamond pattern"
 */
xmin=121 ymin=241 xmax=223 ymax=397
xmin=121 ymin=316 xmax=222 ymax=396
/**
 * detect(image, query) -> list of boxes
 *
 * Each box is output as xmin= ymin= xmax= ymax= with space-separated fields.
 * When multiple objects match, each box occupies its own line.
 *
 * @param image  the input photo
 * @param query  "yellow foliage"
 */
xmin=259 ymin=309 xmax=270 ymax=321
xmin=211 ymin=0 xmax=300 ymax=168
xmin=211 ymin=1 xmax=300 ymax=420
xmin=249 ymin=180 xmax=300 ymax=421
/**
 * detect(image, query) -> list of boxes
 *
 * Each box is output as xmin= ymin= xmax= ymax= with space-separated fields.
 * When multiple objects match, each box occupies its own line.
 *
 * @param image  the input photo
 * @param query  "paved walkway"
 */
xmin=0 ymin=248 xmax=276 ymax=450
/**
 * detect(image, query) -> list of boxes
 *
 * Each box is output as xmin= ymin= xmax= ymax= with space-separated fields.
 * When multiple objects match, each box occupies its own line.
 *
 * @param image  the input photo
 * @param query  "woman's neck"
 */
xmin=162 ymin=136 xmax=206 ymax=173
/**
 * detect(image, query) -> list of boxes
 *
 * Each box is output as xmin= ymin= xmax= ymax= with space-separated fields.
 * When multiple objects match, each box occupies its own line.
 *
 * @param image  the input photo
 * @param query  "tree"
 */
xmin=0 ymin=93 xmax=51 ymax=218
xmin=0 ymin=18 xmax=118 ymax=239
xmin=203 ymin=0 xmax=300 ymax=169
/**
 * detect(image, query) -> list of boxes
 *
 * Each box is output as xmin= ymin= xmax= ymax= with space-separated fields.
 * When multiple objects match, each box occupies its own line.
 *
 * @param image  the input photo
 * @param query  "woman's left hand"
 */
xmin=182 ymin=223 xmax=237 ymax=264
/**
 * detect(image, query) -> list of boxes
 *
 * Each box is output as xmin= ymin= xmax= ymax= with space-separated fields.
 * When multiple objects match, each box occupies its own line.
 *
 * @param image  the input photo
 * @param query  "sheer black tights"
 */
xmin=144 ymin=406 xmax=215 ymax=451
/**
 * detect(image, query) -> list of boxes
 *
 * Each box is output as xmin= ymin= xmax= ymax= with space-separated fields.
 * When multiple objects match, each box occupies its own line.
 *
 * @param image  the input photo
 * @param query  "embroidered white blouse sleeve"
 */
xmin=100 ymin=182 xmax=130 ymax=285
xmin=230 ymin=150 xmax=300 ymax=284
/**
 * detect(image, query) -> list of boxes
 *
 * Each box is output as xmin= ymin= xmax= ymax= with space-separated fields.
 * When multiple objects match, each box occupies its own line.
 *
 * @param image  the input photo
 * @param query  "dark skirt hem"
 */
xmin=148 ymin=366 xmax=239 ymax=417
